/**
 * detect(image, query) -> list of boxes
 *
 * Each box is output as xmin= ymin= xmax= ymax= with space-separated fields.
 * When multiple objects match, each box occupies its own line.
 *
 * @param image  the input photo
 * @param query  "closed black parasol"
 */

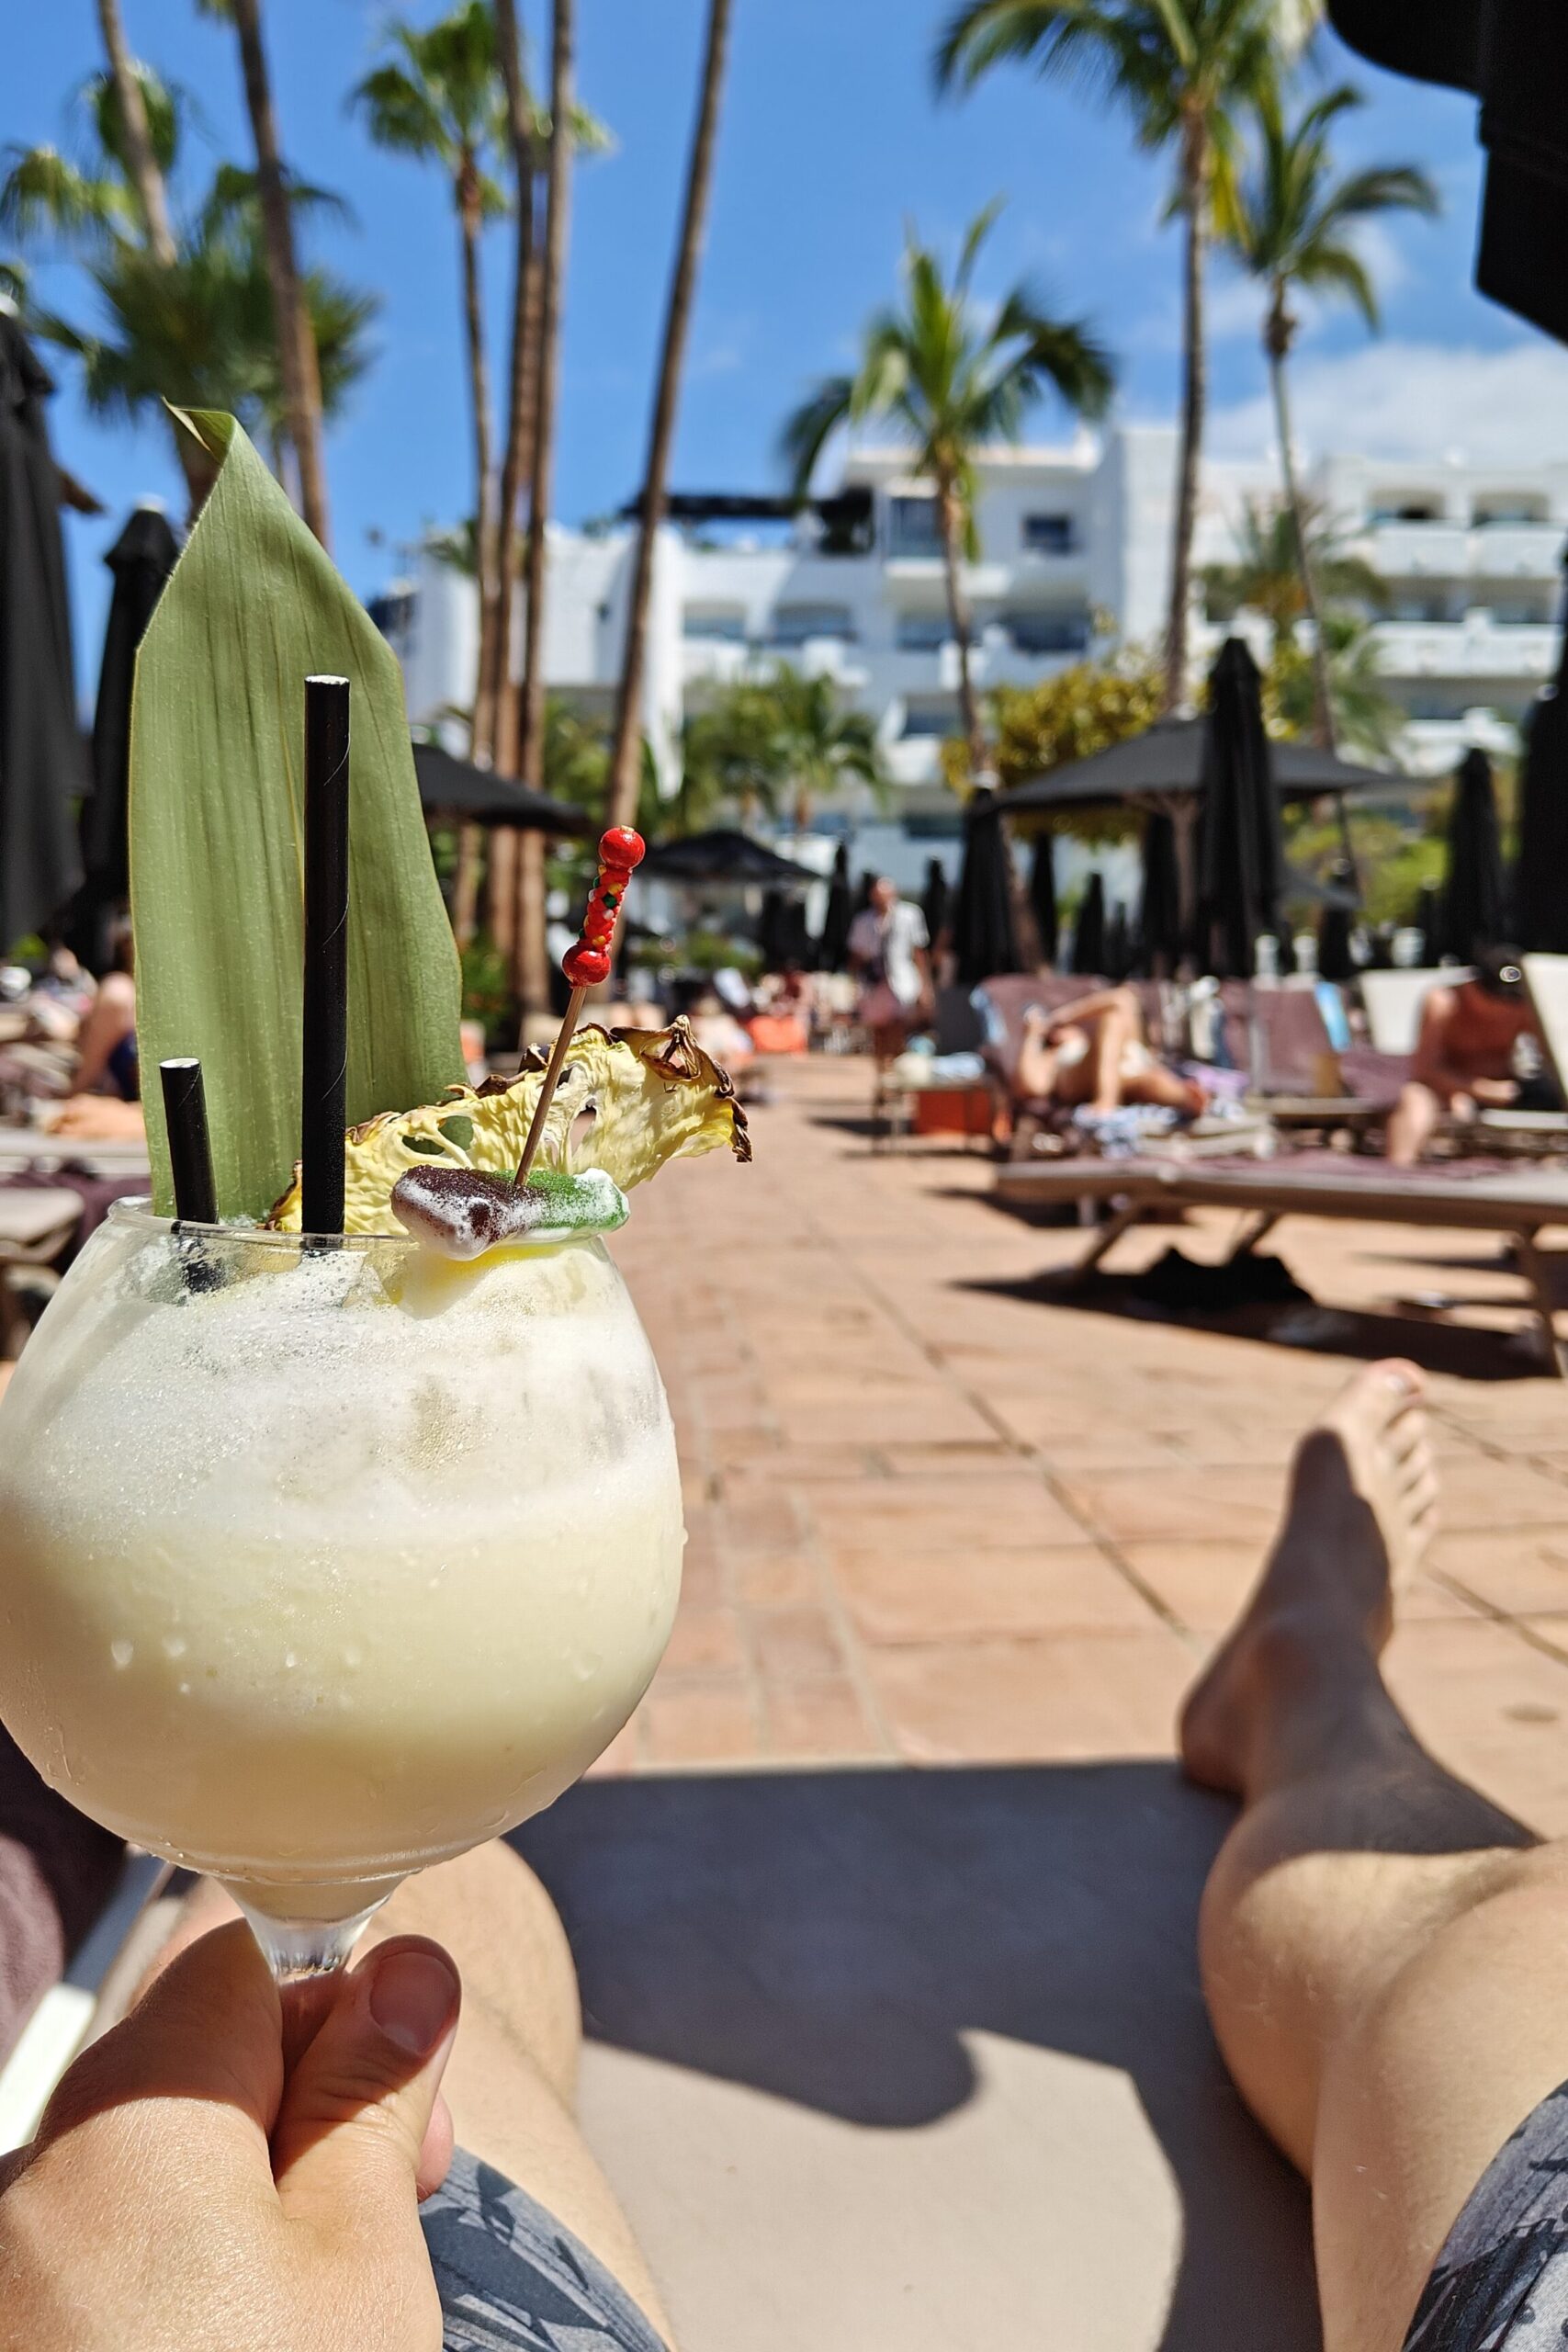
xmin=1198 ymin=637 xmax=1284 ymax=978
xmin=1514 ymin=578 xmax=1568 ymax=950
xmin=0 ymin=313 xmax=85 ymax=955
xmin=1072 ymin=870 xmax=1108 ymax=975
xmin=1137 ymin=811 xmax=1184 ymax=977
xmin=920 ymin=854 xmax=951 ymax=956
xmin=1027 ymin=831 xmax=1059 ymax=968
xmin=1434 ymin=747 xmax=1506 ymax=962
xmin=817 ymin=841 xmax=853 ymax=970
xmin=73 ymin=501 xmax=179 ymax=968
xmin=951 ymin=786 xmax=1021 ymax=984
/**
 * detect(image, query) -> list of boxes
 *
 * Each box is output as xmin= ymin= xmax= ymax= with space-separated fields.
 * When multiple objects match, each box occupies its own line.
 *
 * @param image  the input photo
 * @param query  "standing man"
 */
xmin=849 ymin=874 xmax=933 ymax=1068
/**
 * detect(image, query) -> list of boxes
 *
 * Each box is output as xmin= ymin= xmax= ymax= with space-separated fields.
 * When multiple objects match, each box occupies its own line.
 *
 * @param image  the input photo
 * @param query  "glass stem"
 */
xmin=230 ymin=1891 xmax=390 ymax=1982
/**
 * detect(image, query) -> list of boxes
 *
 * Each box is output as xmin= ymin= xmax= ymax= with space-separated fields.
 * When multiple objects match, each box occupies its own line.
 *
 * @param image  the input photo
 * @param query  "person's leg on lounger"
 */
xmin=1181 ymin=1358 xmax=1568 ymax=2351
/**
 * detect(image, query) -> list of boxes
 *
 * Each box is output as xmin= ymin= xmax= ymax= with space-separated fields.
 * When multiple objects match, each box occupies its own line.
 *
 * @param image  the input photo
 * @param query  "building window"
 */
xmin=887 ymin=495 xmax=942 ymax=557
xmin=1005 ymin=608 xmax=1091 ymax=655
xmin=1486 ymin=597 xmax=1554 ymax=627
xmin=682 ymin=607 xmax=747 ymax=641
xmin=896 ymin=613 xmax=951 ymax=652
xmin=1022 ymin=512 xmax=1076 ymax=555
xmin=1387 ymin=594 xmax=1454 ymax=625
xmin=766 ymin=603 xmax=855 ymax=646
xmin=1367 ymin=497 xmax=1445 ymax=525
xmin=1473 ymin=496 xmax=1549 ymax=526
xmin=367 ymin=589 xmax=414 ymax=644
xmin=900 ymin=700 xmax=958 ymax=738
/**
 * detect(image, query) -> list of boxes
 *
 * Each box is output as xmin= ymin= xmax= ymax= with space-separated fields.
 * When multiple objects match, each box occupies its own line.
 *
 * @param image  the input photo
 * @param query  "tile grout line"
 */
xmin=786 ymin=1170 xmax=1200 ymax=1647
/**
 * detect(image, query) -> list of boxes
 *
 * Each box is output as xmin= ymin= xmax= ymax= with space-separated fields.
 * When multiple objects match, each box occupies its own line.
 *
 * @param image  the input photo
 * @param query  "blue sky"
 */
xmin=9 ymin=0 xmax=1568 ymax=679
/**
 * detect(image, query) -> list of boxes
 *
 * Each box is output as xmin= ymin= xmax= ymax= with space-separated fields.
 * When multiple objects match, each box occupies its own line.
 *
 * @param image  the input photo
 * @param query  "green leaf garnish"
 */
xmin=130 ymin=410 xmax=464 ymax=1219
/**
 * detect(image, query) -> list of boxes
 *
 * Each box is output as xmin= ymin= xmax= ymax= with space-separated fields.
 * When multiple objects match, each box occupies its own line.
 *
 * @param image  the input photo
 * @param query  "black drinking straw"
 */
xmin=300 ymin=674 xmax=351 ymax=1238
xmin=159 ymin=1057 xmax=218 ymax=1225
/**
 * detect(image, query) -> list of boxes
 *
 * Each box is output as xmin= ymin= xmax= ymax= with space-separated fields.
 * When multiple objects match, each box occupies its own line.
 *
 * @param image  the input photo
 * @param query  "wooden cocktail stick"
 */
xmin=515 ymin=826 xmax=646 ymax=1186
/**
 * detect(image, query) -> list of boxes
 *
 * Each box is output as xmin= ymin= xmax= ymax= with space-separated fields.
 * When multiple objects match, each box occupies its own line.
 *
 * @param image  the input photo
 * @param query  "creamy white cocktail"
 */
xmin=0 ymin=1204 xmax=682 ymax=1957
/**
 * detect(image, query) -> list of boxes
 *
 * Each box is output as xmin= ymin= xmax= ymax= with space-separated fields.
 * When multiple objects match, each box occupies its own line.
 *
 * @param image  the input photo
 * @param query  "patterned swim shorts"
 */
xmin=422 ymin=2148 xmax=668 ymax=2351
xmin=1404 ymin=2080 xmax=1568 ymax=2347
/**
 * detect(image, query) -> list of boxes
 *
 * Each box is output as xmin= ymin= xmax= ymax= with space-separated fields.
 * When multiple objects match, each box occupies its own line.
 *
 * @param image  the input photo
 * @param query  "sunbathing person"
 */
xmin=1184 ymin=1355 xmax=1568 ymax=2348
xmin=1386 ymin=945 xmax=1551 ymax=1165
xmin=1016 ymin=983 xmax=1205 ymax=1118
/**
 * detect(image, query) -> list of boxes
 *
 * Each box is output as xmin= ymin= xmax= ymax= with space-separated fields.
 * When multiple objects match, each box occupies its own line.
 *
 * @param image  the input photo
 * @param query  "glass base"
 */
xmin=224 ymin=1885 xmax=396 ymax=1981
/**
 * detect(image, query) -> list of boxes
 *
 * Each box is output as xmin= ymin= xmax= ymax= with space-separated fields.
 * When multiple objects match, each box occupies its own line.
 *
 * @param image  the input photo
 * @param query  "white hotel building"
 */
xmin=377 ymin=424 xmax=1568 ymax=888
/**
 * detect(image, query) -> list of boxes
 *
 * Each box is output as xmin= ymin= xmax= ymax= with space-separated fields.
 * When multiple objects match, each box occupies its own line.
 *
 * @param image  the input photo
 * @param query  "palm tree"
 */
xmin=200 ymin=0 xmax=333 ymax=547
xmin=3 ymin=73 xmax=372 ymax=519
xmin=681 ymin=665 xmax=887 ymax=831
xmin=1228 ymin=85 xmax=1437 ymax=745
xmin=1203 ymin=492 xmax=1386 ymax=655
xmin=604 ymin=0 xmax=736 ymax=834
xmin=781 ymin=205 xmax=1113 ymax=782
xmin=94 ymin=0 xmax=175 ymax=263
xmin=935 ymin=0 xmax=1297 ymax=713
xmin=756 ymin=664 xmax=886 ymax=827
xmin=510 ymin=0 xmax=576 ymax=1019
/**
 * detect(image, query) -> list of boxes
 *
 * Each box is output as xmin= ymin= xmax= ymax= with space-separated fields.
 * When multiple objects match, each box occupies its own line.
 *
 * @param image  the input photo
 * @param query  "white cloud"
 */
xmin=1207 ymin=337 xmax=1568 ymax=464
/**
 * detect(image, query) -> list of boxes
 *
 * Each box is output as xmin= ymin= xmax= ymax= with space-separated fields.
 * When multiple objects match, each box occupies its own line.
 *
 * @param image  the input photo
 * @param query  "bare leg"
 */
xmin=1181 ymin=1361 xmax=1568 ymax=2352
xmin=1387 ymin=1080 xmax=1445 ymax=1166
xmin=1088 ymin=989 xmax=1139 ymax=1112
xmin=138 ymin=1843 xmax=674 ymax=2341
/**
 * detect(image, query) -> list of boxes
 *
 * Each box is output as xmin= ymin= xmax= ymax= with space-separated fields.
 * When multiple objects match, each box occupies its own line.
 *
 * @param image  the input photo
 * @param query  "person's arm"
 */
xmin=71 ymin=972 xmax=136 ymax=1094
xmin=1043 ymin=988 xmax=1125 ymax=1035
xmin=0 ymin=1922 xmax=459 ymax=2349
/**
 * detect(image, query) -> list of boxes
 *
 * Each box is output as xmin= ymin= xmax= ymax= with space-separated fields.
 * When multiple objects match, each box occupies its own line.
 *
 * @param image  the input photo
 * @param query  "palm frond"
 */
xmin=778 ymin=375 xmax=854 ymax=497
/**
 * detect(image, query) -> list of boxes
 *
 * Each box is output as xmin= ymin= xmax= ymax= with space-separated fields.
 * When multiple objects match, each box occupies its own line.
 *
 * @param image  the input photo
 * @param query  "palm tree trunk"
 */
xmin=487 ymin=827 xmax=518 ymax=969
xmin=513 ymin=0 xmax=576 ymax=1018
xmin=1164 ymin=113 xmax=1208 ymax=715
xmin=96 ymin=0 xmax=175 ymax=264
xmin=938 ymin=481 xmax=986 ymax=780
xmin=604 ymin=0 xmax=735 ymax=831
xmin=459 ymin=163 xmax=500 ymax=763
xmin=1267 ymin=309 xmax=1336 ymax=752
xmin=228 ymin=0 xmax=332 ymax=549
xmin=490 ymin=0 xmax=539 ymax=780
xmin=452 ymin=826 xmax=483 ymax=950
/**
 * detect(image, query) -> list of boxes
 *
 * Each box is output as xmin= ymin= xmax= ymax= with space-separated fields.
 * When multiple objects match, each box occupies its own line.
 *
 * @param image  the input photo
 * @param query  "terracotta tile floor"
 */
xmin=601 ymin=1056 xmax=1568 ymax=1830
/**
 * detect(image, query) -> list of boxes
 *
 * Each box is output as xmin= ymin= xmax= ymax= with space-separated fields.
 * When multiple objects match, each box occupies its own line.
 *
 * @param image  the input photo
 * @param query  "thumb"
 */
xmin=272 ymin=1935 xmax=460 ymax=2235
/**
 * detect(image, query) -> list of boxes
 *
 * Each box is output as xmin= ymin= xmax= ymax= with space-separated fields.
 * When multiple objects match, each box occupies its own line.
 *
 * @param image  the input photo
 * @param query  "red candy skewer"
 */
xmin=515 ymin=827 xmax=647 ymax=1186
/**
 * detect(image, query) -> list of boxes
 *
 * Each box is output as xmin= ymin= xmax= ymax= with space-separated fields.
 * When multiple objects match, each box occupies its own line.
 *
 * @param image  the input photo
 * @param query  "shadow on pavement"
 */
xmin=517 ymin=1760 xmax=1319 ymax=2352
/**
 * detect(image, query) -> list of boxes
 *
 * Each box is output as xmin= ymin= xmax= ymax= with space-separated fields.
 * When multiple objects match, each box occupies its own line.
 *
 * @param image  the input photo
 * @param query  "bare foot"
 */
xmin=1179 ymin=1360 xmax=1438 ymax=1798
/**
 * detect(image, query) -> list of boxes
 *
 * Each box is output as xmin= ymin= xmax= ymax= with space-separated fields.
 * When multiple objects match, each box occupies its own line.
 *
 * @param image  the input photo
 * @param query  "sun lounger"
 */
xmin=994 ymin=1150 xmax=1568 ymax=1372
xmin=0 ymin=1189 xmax=84 ymax=1357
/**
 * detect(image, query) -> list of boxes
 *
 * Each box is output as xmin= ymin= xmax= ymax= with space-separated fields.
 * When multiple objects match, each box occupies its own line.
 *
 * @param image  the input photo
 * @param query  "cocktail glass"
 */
xmin=0 ymin=1201 xmax=683 ymax=1978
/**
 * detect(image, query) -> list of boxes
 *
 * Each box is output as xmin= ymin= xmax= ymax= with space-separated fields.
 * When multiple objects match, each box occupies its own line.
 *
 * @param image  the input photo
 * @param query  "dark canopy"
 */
xmin=639 ymin=827 xmax=817 ymax=884
xmin=1198 ymin=637 xmax=1284 ymax=978
xmin=73 ymin=502 xmax=179 ymax=967
xmin=951 ymin=786 xmax=1021 ymax=984
xmin=1001 ymin=714 xmax=1405 ymax=817
xmin=1328 ymin=0 xmax=1568 ymax=346
xmin=1434 ymin=747 xmax=1506 ymax=963
xmin=412 ymin=741 xmax=592 ymax=832
xmin=0 ymin=314 xmax=85 ymax=955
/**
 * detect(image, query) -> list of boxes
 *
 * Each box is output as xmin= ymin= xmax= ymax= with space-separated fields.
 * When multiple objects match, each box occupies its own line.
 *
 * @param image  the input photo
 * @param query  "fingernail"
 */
xmin=368 ymin=1948 xmax=459 ymax=2057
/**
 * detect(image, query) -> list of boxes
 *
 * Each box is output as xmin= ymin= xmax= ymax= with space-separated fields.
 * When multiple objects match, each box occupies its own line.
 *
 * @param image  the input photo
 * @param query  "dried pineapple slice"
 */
xmin=265 ymin=1018 xmax=749 ymax=1235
